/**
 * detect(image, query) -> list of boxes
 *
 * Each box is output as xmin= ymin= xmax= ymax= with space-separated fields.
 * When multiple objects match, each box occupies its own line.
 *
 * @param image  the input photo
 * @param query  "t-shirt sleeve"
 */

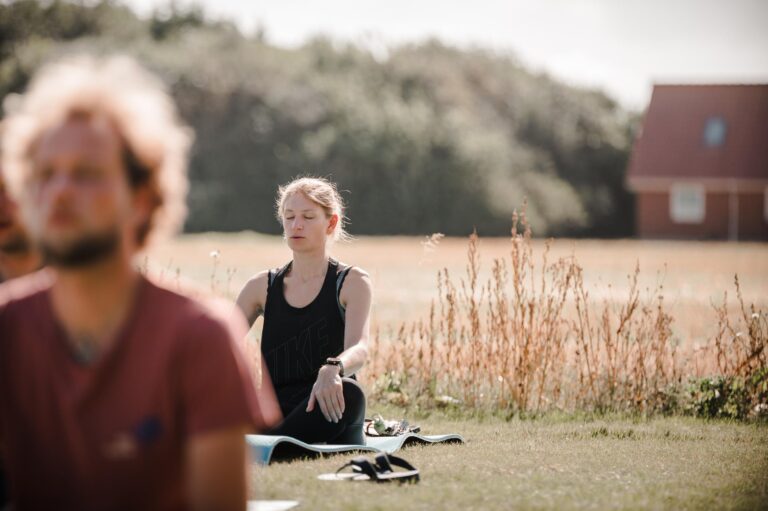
xmin=0 ymin=283 xmax=15 ymax=448
xmin=177 ymin=306 xmax=281 ymax=436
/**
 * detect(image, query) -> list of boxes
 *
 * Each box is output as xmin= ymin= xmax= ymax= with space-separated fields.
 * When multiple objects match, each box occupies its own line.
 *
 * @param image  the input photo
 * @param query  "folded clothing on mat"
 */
xmin=364 ymin=414 xmax=421 ymax=437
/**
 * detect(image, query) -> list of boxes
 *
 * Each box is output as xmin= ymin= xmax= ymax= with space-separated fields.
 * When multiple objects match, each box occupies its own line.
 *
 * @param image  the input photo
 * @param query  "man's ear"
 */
xmin=327 ymin=214 xmax=339 ymax=235
xmin=131 ymin=185 xmax=154 ymax=231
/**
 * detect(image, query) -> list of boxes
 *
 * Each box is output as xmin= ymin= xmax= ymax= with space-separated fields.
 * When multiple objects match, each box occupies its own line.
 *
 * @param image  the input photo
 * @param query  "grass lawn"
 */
xmin=250 ymin=411 xmax=768 ymax=510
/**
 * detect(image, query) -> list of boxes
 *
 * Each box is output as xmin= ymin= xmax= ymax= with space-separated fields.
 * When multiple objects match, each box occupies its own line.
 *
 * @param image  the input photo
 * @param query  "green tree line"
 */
xmin=0 ymin=0 xmax=639 ymax=237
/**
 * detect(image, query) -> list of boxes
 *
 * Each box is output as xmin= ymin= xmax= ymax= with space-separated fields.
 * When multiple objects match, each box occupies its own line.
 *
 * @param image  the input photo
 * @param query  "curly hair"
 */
xmin=1 ymin=54 xmax=192 ymax=248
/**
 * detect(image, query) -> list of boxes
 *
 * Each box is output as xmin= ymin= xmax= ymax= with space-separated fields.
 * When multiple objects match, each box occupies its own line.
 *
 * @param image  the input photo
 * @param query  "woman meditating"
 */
xmin=236 ymin=177 xmax=371 ymax=444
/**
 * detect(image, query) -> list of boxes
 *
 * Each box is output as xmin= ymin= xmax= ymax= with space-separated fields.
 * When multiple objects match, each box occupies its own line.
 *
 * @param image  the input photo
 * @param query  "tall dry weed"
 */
xmin=367 ymin=206 xmax=766 ymax=416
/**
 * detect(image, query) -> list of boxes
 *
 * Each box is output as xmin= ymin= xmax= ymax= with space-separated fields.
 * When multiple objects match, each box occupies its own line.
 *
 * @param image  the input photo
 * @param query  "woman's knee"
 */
xmin=341 ymin=377 xmax=364 ymax=396
xmin=341 ymin=378 xmax=366 ymax=413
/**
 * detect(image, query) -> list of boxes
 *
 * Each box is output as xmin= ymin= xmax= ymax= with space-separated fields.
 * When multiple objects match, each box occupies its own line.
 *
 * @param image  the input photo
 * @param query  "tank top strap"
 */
xmin=267 ymin=262 xmax=292 ymax=292
xmin=332 ymin=261 xmax=354 ymax=321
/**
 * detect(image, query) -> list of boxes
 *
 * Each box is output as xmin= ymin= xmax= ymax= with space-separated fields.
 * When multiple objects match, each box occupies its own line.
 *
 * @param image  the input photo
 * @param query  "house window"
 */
xmin=703 ymin=117 xmax=727 ymax=147
xmin=670 ymin=184 xmax=705 ymax=223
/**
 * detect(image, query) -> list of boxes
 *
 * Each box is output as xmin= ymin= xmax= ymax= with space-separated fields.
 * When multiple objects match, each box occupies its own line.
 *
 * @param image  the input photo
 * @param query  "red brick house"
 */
xmin=626 ymin=84 xmax=768 ymax=240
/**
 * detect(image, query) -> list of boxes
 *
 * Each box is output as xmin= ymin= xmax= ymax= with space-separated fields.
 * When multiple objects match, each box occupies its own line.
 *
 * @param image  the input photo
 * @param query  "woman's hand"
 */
xmin=306 ymin=365 xmax=345 ymax=422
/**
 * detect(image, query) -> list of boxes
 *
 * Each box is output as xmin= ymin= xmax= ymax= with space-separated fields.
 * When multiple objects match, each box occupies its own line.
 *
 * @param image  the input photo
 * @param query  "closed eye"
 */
xmin=32 ymin=165 xmax=54 ymax=183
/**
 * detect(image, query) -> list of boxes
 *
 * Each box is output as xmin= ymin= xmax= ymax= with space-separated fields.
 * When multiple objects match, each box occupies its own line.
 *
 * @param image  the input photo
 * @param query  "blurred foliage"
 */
xmin=0 ymin=0 xmax=639 ymax=236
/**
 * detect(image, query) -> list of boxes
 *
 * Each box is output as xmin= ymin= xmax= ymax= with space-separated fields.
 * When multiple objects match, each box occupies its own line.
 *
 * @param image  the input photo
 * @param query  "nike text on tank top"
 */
xmin=260 ymin=258 xmax=352 ymax=412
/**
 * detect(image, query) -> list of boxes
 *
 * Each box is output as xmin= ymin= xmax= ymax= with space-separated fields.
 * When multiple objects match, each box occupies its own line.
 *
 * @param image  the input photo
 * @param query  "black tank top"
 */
xmin=261 ymin=258 xmax=351 ymax=412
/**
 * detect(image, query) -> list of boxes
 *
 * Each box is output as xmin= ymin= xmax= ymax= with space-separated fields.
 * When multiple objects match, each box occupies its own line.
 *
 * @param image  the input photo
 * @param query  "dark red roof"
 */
xmin=627 ymin=84 xmax=768 ymax=181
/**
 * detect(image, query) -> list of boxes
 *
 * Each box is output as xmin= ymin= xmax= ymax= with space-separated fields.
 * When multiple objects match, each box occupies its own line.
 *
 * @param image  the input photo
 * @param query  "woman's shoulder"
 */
xmin=236 ymin=270 xmax=271 ymax=304
xmin=337 ymin=264 xmax=372 ymax=301
xmin=236 ymin=268 xmax=286 ymax=324
xmin=243 ymin=269 xmax=271 ymax=289
xmin=346 ymin=266 xmax=370 ymax=281
xmin=245 ymin=261 xmax=292 ymax=286
xmin=336 ymin=262 xmax=370 ymax=280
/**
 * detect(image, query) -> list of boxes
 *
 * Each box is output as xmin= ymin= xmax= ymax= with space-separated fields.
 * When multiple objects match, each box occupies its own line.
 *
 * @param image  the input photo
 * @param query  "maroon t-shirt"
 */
xmin=0 ymin=271 xmax=280 ymax=510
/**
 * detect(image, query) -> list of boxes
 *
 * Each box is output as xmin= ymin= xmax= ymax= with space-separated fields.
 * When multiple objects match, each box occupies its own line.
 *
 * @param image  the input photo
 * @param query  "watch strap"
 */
xmin=325 ymin=357 xmax=345 ymax=377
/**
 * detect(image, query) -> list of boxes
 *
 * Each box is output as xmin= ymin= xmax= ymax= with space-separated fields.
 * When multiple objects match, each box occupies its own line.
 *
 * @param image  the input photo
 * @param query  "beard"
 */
xmin=40 ymin=229 xmax=120 ymax=268
xmin=0 ymin=229 xmax=32 ymax=255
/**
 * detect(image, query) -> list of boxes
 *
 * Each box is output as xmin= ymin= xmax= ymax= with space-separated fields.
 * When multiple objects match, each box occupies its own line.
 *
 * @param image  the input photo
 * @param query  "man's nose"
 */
xmin=45 ymin=173 xmax=78 ymax=200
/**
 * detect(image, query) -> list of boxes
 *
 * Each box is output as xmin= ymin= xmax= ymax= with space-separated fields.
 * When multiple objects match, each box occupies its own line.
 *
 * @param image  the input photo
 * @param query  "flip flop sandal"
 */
xmin=372 ymin=453 xmax=420 ymax=483
xmin=317 ymin=454 xmax=420 ymax=483
xmin=317 ymin=456 xmax=380 ymax=482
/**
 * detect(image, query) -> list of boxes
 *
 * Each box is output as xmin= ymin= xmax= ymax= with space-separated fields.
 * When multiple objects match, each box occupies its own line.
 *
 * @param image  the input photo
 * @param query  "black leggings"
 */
xmin=269 ymin=378 xmax=366 ymax=445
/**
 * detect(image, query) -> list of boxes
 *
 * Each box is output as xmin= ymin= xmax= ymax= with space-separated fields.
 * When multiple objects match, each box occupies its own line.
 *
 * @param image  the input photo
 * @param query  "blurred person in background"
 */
xmin=0 ymin=55 xmax=280 ymax=511
xmin=0 ymin=141 xmax=41 ymax=511
xmin=0 ymin=139 xmax=42 ymax=283
xmin=237 ymin=177 xmax=370 ymax=445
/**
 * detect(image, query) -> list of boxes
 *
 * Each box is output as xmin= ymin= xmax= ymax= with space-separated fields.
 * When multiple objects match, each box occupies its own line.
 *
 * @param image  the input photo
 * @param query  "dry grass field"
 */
xmin=146 ymin=232 xmax=767 ymax=345
xmin=145 ymin=232 xmax=767 ymax=414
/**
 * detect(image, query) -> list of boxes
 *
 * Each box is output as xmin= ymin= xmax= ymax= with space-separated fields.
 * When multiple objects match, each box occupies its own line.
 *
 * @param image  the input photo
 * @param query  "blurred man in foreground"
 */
xmin=0 ymin=55 xmax=280 ymax=510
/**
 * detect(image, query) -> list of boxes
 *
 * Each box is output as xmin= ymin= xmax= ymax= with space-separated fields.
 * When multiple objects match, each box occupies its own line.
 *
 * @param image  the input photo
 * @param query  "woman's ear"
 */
xmin=327 ymin=214 xmax=339 ymax=235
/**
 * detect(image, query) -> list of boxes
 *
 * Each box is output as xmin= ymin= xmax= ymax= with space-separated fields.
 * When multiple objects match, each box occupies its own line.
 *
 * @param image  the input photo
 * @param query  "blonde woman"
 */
xmin=237 ymin=177 xmax=371 ymax=444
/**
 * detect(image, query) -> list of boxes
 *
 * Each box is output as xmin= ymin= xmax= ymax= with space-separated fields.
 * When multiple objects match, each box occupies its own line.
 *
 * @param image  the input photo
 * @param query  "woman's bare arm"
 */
xmin=337 ymin=267 xmax=372 ymax=375
xmin=234 ymin=271 xmax=269 ymax=327
xmin=307 ymin=267 xmax=372 ymax=422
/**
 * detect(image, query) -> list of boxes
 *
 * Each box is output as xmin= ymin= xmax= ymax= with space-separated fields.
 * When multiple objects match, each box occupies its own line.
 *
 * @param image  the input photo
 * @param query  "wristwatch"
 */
xmin=324 ymin=357 xmax=345 ymax=377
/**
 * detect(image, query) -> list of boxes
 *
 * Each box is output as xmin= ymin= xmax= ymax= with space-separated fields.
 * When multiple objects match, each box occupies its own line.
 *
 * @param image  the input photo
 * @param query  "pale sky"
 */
xmin=126 ymin=0 xmax=768 ymax=110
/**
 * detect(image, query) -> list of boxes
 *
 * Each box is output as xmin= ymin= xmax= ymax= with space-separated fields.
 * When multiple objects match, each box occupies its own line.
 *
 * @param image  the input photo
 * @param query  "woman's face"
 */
xmin=282 ymin=192 xmax=336 ymax=253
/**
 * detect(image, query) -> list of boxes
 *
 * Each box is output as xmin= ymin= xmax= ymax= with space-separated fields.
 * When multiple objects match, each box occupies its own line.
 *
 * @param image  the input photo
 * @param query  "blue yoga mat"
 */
xmin=248 ymin=501 xmax=299 ymax=511
xmin=247 ymin=433 xmax=465 ymax=465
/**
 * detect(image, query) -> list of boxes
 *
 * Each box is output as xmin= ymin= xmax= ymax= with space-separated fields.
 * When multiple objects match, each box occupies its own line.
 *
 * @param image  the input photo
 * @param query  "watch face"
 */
xmin=325 ymin=358 xmax=344 ymax=376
